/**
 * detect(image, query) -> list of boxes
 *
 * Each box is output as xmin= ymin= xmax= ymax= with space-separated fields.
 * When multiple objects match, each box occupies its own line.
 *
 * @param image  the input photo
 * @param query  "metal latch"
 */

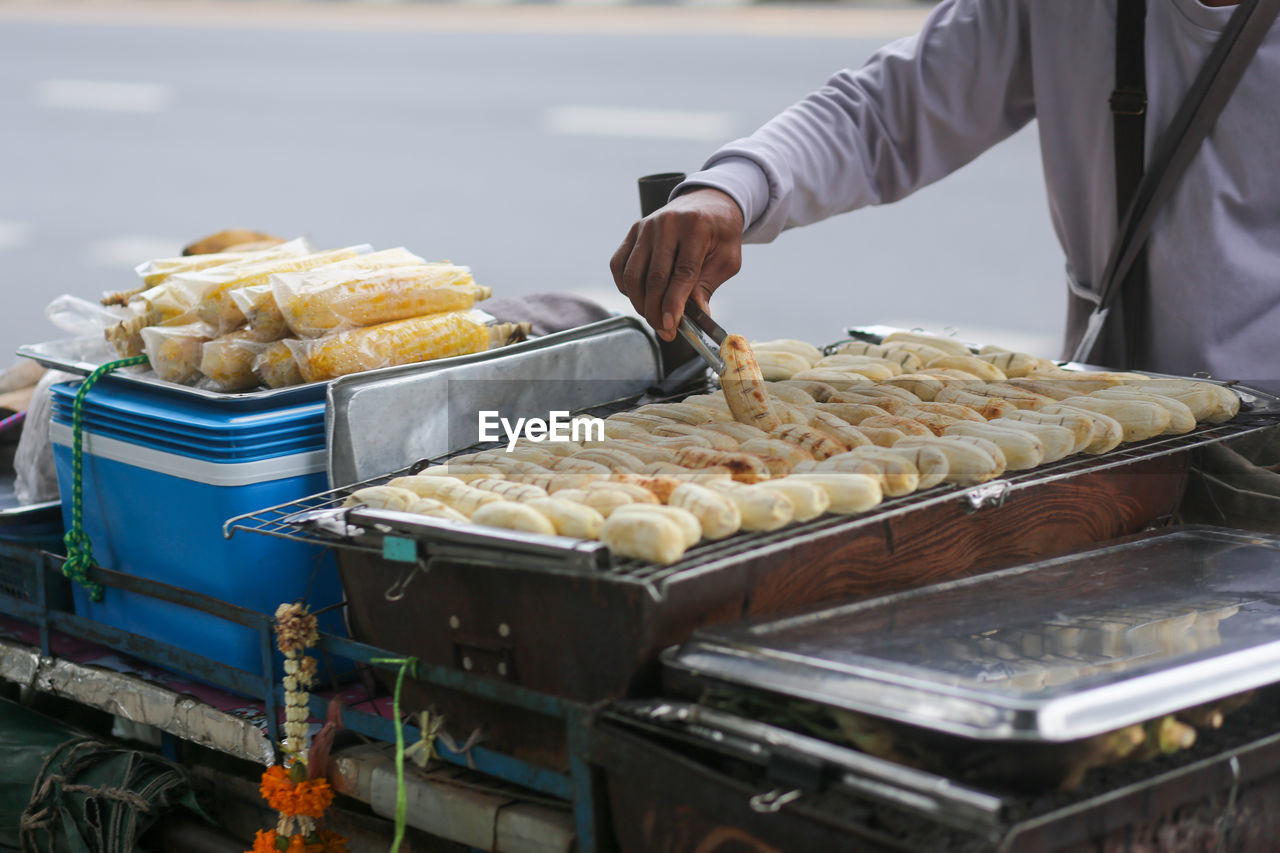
xmin=962 ymin=481 xmax=1011 ymax=513
xmin=749 ymin=788 xmax=803 ymax=814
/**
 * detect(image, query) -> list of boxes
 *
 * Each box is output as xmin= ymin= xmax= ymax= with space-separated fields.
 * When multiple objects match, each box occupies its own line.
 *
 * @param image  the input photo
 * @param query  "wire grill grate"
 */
xmin=224 ymin=383 xmax=1280 ymax=584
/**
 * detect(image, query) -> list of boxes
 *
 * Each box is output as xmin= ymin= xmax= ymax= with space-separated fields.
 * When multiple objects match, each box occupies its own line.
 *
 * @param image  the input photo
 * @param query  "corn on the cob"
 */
xmin=228 ymin=248 xmax=427 ymax=341
xmin=199 ymin=330 xmax=269 ymax=391
xmin=230 ymin=284 xmax=290 ymax=342
xmin=276 ymin=262 xmax=490 ymax=338
xmin=123 ymin=237 xmax=307 ymax=292
xmin=191 ymin=246 xmax=365 ymax=333
xmin=253 ymin=339 xmax=305 ymax=388
xmin=140 ymin=322 xmax=215 ymax=385
xmin=289 ymin=312 xmax=527 ymax=383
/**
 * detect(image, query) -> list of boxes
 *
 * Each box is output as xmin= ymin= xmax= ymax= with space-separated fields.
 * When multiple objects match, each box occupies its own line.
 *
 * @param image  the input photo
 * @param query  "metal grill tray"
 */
xmin=17 ymin=316 xmax=660 ymax=411
xmin=225 ymin=391 xmax=1280 ymax=593
xmin=664 ymin=526 xmax=1280 ymax=743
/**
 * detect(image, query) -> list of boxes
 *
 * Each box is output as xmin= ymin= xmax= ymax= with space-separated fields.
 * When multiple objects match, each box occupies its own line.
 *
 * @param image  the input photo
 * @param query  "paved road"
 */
xmin=1 ymin=1 xmax=1065 ymax=365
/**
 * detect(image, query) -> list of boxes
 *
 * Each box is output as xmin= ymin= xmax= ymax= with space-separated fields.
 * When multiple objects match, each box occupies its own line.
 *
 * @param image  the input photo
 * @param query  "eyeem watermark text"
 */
xmin=478 ymin=411 xmax=605 ymax=451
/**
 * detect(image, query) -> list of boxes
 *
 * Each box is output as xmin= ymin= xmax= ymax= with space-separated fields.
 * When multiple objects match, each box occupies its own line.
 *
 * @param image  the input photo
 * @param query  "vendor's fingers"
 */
xmin=610 ymin=221 xmax=644 ymax=309
xmin=654 ymin=231 xmax=710 ymax=342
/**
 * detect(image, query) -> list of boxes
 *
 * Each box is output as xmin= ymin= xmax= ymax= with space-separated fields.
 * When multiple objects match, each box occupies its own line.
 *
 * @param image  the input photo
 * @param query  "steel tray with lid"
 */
xmin=664 ymin=526 xmax=1280 ymax=743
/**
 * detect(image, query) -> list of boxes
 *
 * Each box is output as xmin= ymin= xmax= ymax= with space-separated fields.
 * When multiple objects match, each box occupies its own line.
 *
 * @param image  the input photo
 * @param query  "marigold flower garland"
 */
xmin=246 ymin=603 xmax=348 ymax=853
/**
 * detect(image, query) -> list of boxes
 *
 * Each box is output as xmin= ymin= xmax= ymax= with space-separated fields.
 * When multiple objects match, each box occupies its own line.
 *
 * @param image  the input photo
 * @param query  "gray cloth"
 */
xmin=680 ymin=0 xmax=1280 ymax=386
xmin=481 ymin=293 xmax=614 ymax=338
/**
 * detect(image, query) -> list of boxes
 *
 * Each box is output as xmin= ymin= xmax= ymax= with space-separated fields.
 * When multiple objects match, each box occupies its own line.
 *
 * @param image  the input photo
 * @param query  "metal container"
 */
xmin=596 ymin=527 xmax=1280 ymax=852
xmin=324 ymin=315 xmax=662 ymax=487
xmin=664 ymin=526 xmax=1280 ymax=744
xmin=595 ymin=695 xmax=1280 ymax=852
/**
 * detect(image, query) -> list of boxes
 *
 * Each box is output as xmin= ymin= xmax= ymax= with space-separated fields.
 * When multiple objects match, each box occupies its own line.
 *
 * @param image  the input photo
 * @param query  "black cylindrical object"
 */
xmin=638 ymin=172 xmax=688 ymax=218
xmin=635 ymin=172 xmax=698 ymax=377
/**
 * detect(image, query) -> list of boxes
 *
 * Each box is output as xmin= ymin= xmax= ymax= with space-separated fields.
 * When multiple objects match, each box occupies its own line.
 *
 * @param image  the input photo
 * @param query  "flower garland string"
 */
xmin=247 ymin=603 xmax=349 ymax=853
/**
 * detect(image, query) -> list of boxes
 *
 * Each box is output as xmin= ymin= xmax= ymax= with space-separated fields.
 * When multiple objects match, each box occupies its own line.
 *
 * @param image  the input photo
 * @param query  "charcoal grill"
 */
xmin=224 ymin=339 xmax=1280 ymax=769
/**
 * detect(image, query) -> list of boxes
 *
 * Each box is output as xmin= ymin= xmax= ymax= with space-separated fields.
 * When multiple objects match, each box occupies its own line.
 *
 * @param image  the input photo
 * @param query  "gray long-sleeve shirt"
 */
xmin=682 ymin=0 xmax=1280 ymax=383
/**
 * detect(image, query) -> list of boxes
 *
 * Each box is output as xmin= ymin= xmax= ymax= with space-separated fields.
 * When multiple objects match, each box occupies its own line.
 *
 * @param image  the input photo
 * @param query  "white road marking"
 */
xmin=0 ymin=221 xmax=31 ymax=252
xmin=87 ymin=236 xmax=182 ymax=269
xmin=36 ymin=79 xmax=172 ymax=114
xmin=880 ymin=319 xmax=1060 ymax=359
xmin=542 ymin=106 xmax=734 ymax=142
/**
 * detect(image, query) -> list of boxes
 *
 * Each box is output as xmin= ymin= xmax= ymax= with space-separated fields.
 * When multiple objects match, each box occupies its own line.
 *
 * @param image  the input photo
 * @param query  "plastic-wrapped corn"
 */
xmin=131 ymin=238 xmax=305 ymax=286
xmin=199 ymin=330 xmax=270 ymax=392
xmin=287 ymin=311 xmax=528 ymax=383
xmin=232 ymin=247 xmax=427 ymax=342
xmin=104 ymin=240 xmax=313 ymax=355
xmin=276 ymin=263 xmax=490 ymax=338
xmin=229 ymin=284 xmax=289 ymax=342
xmin=140 ymin=322 xmax=215 ymax=384
xmin=254 ymin=340 xmax=305 ymax=388
xmin=187 ymin=245 xmax=367 ymax=334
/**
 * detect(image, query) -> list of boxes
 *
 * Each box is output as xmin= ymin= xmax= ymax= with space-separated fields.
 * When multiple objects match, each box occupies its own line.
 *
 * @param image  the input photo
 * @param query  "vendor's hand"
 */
xmin=610 ymin=187 xmax=744 ymax=342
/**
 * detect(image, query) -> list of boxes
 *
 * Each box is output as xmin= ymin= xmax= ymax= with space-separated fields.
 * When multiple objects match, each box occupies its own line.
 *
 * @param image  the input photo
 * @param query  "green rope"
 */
xmin=371 ymin=656 xmax=417 ymax=853
xmin=62 ymin=356 xmax=149 ymax=602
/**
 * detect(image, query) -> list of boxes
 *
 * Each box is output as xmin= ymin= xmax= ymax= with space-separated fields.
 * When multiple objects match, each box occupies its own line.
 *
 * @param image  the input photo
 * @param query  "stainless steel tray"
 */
xmin=664 ymin=526 xmax=1280 ymax=742
xmin=18 ymin=316 xmax=662 ymax=418
xmin=325 ymin=315 xmax=662 ymax=487
xmin=18 ymin=335 xmax=325 ymax=407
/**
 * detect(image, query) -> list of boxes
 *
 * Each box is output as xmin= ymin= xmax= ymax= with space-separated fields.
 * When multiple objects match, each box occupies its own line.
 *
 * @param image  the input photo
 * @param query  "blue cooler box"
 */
xmin=49 ymin=380 xmax=345 ymax=679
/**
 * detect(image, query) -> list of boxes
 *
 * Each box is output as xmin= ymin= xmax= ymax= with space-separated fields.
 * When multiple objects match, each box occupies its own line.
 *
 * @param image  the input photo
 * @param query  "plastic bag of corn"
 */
xmin=140 ymin=322 xmax=216 ymax=385
xmin=231 ymin=247 xmax=427 ymax=343
xmin=131 ymin=237 xmax=309 ymax=286
xmin=198 ymin=330 xmax=271 ymax=392
xmin=253 ymin=339 xmax=305 ymax=388
xmin=172 ymin=245 xmax=369 ymax=335
xmin=275 ymin=262 xmax=490 ymax=338
xmin=286 ymin=311 xmax=527 ymax=383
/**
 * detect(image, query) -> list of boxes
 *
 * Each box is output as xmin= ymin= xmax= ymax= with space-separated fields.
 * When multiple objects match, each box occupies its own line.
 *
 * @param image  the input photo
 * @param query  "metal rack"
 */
xmin=0 ymin=540 xmax=609 ymax=851
xmin=224 ymin=409 xmax=1280 ymax=589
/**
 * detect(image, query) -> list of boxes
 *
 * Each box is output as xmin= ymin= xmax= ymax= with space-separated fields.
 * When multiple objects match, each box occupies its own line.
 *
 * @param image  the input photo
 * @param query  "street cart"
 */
xmin=2 ymin=312 xmax=1279 ymax=852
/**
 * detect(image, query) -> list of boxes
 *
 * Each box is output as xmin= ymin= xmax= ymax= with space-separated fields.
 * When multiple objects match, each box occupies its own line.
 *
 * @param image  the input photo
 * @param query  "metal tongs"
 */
xmin=677 ymin=302 xmax=727 ymax=375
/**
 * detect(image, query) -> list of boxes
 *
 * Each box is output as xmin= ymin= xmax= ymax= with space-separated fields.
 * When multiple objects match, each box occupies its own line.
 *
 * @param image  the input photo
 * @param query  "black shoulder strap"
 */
xmin=1072 ymin=0 xmax=1280 ymax=366
xmin=1112 ymin=0 xmax=1148 ymax=228
xmin=1112 ymin=0 xmax=1148 ymax=368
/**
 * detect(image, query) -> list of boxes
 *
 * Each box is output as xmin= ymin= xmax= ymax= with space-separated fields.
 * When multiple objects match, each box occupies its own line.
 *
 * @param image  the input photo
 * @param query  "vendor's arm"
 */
xmin=613 ymin=0 xmax=1036 ymax=339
